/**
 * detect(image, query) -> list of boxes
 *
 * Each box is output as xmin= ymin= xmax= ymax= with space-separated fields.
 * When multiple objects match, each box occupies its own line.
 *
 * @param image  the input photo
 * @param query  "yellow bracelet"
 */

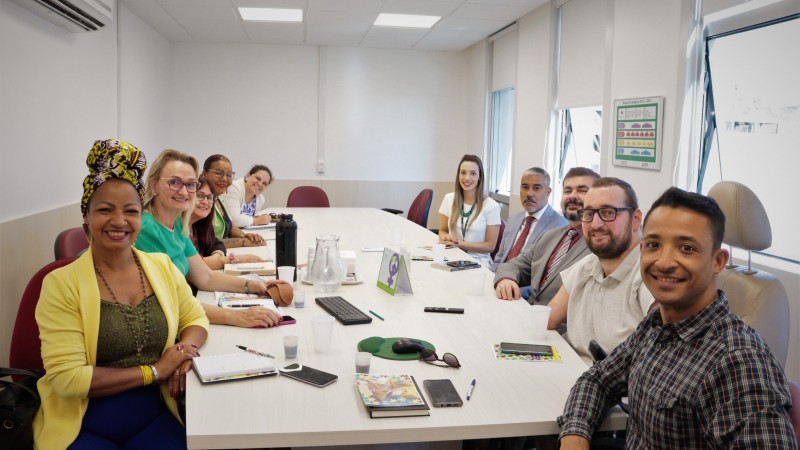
xmin=140 ymin=365 xmax=153 ymax=386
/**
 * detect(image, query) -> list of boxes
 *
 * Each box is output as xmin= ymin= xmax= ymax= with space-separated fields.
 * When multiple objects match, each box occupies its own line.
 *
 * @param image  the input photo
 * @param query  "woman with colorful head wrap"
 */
xmin=135 ymin=149 xmax=290 ymax=327
xmin=34 ymin=139 xmax=209 ymax=449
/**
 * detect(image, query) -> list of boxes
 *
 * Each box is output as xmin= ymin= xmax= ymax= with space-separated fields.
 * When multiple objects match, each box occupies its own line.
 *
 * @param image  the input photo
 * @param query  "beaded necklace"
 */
xmin=94 ymin=252 xmax=150 ymax=358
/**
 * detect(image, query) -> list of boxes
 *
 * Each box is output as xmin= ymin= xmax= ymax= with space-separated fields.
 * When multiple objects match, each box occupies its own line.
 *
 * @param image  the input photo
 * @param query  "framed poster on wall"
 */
xmin=613 ymin=96 xmax=663 ymax=171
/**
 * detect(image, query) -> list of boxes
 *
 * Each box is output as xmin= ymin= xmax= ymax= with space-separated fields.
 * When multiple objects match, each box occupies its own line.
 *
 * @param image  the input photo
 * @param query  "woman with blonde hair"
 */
xmin=135 ymin=149 xmax=289 ymax=328
xmin=438 ymin=154 xmax=501 ymax=268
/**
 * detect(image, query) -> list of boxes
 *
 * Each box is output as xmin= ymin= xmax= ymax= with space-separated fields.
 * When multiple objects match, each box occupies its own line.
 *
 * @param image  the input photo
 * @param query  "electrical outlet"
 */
xmin=317 ymin=162 xmax=325 ymax=173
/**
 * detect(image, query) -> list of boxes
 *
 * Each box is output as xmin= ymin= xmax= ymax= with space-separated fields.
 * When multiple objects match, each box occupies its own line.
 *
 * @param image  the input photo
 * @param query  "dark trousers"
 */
xmin=69 ymin=385 xmax=186 ymax=450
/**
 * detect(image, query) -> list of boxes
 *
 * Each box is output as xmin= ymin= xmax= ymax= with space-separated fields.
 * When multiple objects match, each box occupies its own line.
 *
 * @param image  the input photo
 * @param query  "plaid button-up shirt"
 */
xmin=558 ymin=291 xmax=797 ymax=449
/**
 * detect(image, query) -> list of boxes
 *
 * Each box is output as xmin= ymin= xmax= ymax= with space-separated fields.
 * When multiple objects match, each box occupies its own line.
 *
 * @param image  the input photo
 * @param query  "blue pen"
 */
xmin=466 ymin=379 xmax=476 ymax=400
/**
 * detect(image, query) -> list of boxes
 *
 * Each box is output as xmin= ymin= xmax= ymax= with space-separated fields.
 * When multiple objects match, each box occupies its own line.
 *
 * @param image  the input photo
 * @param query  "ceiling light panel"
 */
xmin=239 ymin=7 xmax=303 ymax=22
xmin=374 ymin=13 xmax=440 ymax=28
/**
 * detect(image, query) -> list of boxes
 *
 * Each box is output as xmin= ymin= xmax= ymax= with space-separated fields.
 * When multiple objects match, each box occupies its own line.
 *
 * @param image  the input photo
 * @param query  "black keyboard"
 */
xmin=315 ymin=296 xmax=373 ymax=325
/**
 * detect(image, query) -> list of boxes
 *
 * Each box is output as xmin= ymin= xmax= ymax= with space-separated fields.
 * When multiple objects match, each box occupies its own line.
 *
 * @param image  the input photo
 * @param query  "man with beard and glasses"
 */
xmin=494 ymin=167 xmax=599 ymax=309
xmin=547 ymin=177 xmax=655 ymax=364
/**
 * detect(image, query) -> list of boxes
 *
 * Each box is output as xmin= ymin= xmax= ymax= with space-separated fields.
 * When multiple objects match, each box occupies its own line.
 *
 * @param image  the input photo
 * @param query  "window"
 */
xmin=551 ymin=105 xmax=602 ymax=208
xmin=699 ymin=16 xmax=800 ymax=263
xmin=488 ymin=87 xmax=515 ymax=198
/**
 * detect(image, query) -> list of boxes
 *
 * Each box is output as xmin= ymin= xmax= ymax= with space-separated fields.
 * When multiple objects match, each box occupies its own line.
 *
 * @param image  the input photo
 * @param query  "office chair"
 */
xmin=287 ymin=186 xmax=330 ymax=207
xmin=789 ymin=382 xmax=800 ymax=441
xmin=54 ymin=227 xmax=89 ymax=260
xmin=10 ymin=258 xmax=76 ymax=373
xmin=707 ymin=181 xmax=790 ymax=367
xmin=490 ymin=219 xmax=506 ymax=261
xmin=382 ymin=188 xmax=433 ymax=228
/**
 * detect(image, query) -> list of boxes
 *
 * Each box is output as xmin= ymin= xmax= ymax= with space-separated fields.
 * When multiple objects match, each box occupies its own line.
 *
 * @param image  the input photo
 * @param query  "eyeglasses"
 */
xmin=418 ymin=349 xmax=461 ymax=368
xmin=196 ymin=192 xmax=214 ymax=202
xmin=207 ymin=168 xmax=235 ymax=180
xmin=576 ymin=207 xmax=634 ymax=223
xmin=160 ymin=177 xmax=198 ymax=193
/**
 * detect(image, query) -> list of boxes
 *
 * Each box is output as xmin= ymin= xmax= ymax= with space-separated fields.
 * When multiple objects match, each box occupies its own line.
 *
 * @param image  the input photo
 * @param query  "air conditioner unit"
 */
xmin=9 ymin=0 xmax=113 ymax=32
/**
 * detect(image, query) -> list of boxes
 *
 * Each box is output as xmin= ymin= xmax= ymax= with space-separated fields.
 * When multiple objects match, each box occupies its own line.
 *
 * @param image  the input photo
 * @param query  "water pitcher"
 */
xmin=309 ymin=234 xmax=344 ymax=292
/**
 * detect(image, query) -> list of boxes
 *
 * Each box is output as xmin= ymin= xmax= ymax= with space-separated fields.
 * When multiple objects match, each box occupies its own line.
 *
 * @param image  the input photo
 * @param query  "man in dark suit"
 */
xmin=490 ymin=168 xmax=567 ymax=272
xmin=494 ymin=167 xmax=599 ymax=306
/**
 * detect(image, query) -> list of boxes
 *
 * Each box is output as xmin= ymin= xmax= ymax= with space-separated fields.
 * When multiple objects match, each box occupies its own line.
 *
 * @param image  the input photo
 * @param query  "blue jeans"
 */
xmin=69 ymin=385 xmax=186 ymax=450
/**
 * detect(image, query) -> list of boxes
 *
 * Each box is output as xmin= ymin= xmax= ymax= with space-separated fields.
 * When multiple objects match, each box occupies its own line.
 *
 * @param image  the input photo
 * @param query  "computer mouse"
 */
xmin=392 ymin=338 xmax=426 ymax=354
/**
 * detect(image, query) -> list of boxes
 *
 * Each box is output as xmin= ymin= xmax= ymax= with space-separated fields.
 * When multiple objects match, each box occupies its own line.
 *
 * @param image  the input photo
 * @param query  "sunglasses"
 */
xmin=418 ymin=348 xmax=461 ymax=368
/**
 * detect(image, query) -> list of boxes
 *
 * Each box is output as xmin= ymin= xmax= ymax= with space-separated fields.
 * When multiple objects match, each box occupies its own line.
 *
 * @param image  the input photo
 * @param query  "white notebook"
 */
xmin=192 ymin=352 xmax=277 ymax=383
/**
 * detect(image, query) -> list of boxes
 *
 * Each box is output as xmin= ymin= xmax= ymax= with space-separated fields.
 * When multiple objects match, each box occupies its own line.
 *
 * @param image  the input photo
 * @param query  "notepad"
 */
xmin=192 ymin=352 xmax=277 ymax=383
xmin=224 ymin=262 xmax=276 ymax=276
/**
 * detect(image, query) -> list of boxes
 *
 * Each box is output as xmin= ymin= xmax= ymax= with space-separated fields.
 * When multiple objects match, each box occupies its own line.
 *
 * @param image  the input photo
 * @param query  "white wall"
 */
xmin=118 ymin=3 xmax=171 ymax=154
xmin=0 ymin=0 xmax=118 ymax=223
xmin=167 ymin=43 xmax=472 ymax=181
xmin=601 ymin=0 xmax=690 ymax=211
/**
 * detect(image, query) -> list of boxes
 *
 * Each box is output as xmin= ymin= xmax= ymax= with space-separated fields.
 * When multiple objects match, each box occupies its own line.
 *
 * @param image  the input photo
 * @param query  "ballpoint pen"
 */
xmin=236 ymin=345 xmax=275 ymax=359
xmin=466 ymin=379 xmax=476 ymax=401
xmin=369 ymin=310 xmax=385 ymax=321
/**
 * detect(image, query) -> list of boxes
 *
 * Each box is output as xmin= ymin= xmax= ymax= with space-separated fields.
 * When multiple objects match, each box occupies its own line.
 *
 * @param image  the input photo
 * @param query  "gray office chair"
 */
xmin=707 ymin=181 xmax=790 ymax=367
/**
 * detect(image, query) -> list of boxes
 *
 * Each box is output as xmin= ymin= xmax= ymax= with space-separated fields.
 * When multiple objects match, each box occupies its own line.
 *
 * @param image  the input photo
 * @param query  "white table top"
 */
xmin=186 ymin=208 xmax=625 ymax=449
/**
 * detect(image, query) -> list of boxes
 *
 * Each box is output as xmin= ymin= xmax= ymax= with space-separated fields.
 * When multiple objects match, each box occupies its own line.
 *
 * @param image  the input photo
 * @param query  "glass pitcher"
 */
xmin=309 ymin=234 xmax=344 ymax=292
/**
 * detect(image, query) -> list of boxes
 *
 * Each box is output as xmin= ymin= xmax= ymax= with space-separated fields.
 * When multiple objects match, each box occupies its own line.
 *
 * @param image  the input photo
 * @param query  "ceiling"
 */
xmin=121 ymin=0 xmax=550 ymax=51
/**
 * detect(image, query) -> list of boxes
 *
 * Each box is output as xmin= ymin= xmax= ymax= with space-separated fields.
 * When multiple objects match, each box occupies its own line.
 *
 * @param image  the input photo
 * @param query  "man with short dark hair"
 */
xmin=558 ymin=187 xmax=797 ymax=449
xmin=547 ymin=177 xmax=655 ymax=363
xmin=491 ymin=167 xmax=567 ymax=272
xmin=494 ymin=167 xmax=599 ymax=306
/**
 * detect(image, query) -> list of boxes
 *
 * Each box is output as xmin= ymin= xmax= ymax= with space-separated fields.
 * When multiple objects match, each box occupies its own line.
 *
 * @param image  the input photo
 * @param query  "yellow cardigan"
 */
xmin=33 ymin=247 xmax=209 ymax=450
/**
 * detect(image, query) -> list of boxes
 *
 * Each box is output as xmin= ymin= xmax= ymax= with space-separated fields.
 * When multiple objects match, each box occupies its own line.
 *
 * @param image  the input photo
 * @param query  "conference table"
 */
xmin=186 ymin=208 xmax=625 ymax=449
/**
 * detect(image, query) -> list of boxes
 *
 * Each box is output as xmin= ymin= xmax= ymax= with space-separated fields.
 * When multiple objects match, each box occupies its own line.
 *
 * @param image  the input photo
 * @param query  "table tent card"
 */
xmin=376 ymin=248 xmax=413 ymax=296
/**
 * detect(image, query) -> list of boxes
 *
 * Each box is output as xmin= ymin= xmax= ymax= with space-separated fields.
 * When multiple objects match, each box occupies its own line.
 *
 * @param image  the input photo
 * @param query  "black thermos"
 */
xmin=275 ymin=214 xmax=297 ymax=280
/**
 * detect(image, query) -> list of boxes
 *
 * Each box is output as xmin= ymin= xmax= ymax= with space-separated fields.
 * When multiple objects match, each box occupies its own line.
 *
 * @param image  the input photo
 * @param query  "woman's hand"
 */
xmin=252 ymin=215 xmax=271 ymax=226
xmin=168 ymin=359 xmax=194 ymax=399
xmin=230 ymin=253 xmax=265 ymax=263
xmin=153 ymin=343 xmax=197 ymax=388
xmin=242 ymin=233 xmax=266 ymax=246
xmin=229 ymin=306 xmax=281 ymax=328
xmin=440 ymin=234 xmax=459 ymax=246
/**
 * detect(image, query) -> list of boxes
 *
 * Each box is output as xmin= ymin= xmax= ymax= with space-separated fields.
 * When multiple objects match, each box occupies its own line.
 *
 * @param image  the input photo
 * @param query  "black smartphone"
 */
xmin=279 ymin=364 xmax=338 ymax=387
xmin=446 ymin=260 xmax=479 ymax=268
xmin=499 ymin=342 xmax=553 ymax=356
xmin=423 ymin=379 xmax=463 ymax=407
xmin=278 ymin=315 xmax=296 ymax=325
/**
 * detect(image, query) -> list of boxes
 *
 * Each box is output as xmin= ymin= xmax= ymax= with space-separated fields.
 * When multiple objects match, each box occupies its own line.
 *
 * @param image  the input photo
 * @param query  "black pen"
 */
xmin=222 ymin=304 xmax=261 ymax=308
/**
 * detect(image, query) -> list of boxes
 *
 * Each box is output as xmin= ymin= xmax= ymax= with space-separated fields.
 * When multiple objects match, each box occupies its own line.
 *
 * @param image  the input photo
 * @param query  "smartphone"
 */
xmin=446 ymin=260 xmax=479 ymax=268
xmin=499 ymin=342 xmax=553 ymax=356
xmin=423 ymin=379 xmax=463 ymax=407
xmin=278 ymin=315 xmax=296 ymax=325
xmin=279 ymin=363 xmax=338 ymax=387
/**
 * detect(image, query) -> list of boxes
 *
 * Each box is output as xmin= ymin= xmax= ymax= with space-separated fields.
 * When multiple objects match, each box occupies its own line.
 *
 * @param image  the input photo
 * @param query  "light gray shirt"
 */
xmin=561 ymin=246 xmax=654 ymax=365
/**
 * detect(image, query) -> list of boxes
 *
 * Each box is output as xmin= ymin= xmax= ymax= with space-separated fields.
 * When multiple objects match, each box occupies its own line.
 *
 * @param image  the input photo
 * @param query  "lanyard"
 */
xmin=460 ymin=202 xmax=476 ymax=236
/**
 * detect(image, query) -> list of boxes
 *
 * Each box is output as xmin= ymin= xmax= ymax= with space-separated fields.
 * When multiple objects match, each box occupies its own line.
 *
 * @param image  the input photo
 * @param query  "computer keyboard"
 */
xmin=315 ymin=296 xmax=373 ymax=325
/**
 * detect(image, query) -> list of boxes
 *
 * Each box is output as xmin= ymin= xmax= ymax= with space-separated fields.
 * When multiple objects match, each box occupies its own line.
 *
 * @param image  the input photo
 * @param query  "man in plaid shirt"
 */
xmin=558 ymin=187 xmax=796 ymax=449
